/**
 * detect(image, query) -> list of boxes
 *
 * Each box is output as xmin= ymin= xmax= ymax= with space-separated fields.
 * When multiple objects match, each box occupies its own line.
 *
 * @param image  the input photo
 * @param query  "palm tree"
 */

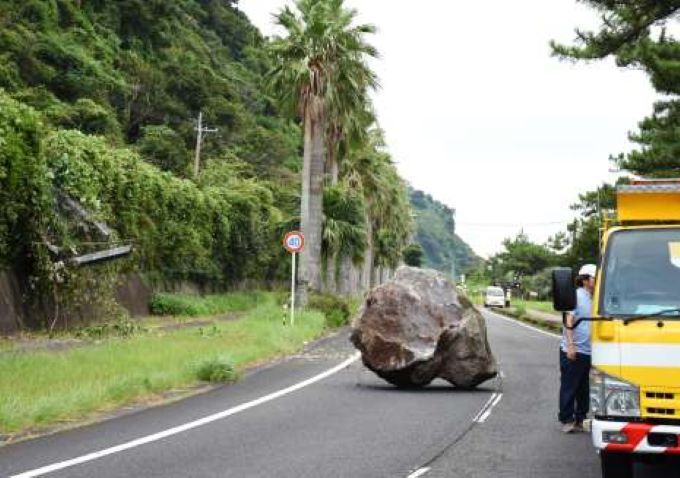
xmin=322 ymin=184 xmax=367 ymax=293
xmin=342 ymin=127 xmax=413 ymax=288
xmin=326 ymin=65 xmax=378 ymax=184
xmin=269 ymin=0 xmax=378 ymax=300
xmin=324 ymin=103 xmax=376 ymax=293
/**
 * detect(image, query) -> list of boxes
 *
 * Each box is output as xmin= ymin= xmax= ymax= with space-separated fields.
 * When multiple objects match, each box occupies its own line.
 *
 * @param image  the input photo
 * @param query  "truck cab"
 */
xmin=554 ymin=179 xmax=680 ymax=478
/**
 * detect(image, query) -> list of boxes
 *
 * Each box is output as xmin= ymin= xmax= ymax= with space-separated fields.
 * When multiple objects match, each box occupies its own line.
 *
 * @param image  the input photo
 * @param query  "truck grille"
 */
xmin=646 ymin=392 xmax=675 ymax=400
xmin=647 ymin=407 xmax=676 ymax=416
xmin=642 ymin=389 xmax=680 ymax=420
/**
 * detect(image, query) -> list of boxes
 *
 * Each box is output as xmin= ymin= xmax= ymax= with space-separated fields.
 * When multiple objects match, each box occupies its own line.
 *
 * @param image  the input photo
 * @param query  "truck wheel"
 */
xmin=600 ymin=452 xmax=633 ymax=478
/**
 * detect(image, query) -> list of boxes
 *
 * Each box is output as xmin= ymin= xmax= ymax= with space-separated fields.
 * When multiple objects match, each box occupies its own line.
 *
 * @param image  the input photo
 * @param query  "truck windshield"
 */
xmin=601 ymin=229 xmax=680 ymax=316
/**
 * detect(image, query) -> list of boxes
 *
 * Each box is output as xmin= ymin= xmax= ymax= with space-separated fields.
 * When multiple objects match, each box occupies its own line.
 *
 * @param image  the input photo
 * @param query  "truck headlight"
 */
xmin=590 ymin=368 xmax=640 ymax=418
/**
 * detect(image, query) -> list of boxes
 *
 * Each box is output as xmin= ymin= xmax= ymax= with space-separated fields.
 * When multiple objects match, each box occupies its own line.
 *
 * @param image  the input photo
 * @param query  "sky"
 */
xmin=238 ymin=0 xmax=659 ymax=258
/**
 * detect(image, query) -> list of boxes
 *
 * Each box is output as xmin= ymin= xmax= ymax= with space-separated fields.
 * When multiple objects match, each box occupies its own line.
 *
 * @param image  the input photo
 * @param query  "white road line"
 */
xmin=11 ymin=352 xmax=361 ymax=478
xmin=485 ymin=310 xmax=560 ymax=340
xmin=407 ymin=466 xmax=431 ymax=478
xmin=477 ymin=393 xmax=503 ymax=424
xmin=472 ymin=393 xmax=498 ymax=423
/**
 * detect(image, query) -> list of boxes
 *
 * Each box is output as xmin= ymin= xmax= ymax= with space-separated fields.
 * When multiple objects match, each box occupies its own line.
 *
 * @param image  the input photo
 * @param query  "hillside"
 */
xmin=0 ymin=1 xmax=300 ymax=272
xmin=0 ymin=1 xmax=301 ymax=173
xmin=0 ymin=0 xmax=434 ymax=329
xmin=0 ymin=0 xmax=308 ymax=329
xmin=410 ymin=189 xmax=480 ymax=277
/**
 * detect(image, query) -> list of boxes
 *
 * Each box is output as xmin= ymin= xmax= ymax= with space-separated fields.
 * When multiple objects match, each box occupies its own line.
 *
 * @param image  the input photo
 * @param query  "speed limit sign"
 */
xmin=283 ymin=231 xmax=305 ymax=254
xmin=283 ymin=231 xmax=304 ymax=327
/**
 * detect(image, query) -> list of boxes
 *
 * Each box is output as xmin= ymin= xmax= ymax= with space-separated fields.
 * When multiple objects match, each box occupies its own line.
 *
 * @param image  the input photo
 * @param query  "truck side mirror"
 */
xmin=552 ymin=267 xmax=576 ymax=312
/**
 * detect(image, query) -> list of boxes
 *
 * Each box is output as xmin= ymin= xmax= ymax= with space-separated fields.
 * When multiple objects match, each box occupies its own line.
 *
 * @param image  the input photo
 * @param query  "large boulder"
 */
xmin=351 ymin=267 xmax=498 ymax=388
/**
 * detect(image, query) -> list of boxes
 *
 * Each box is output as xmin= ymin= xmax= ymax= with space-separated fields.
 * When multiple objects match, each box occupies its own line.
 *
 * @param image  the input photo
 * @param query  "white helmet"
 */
xmin=578 ymin=264 xmax=597 ymax=278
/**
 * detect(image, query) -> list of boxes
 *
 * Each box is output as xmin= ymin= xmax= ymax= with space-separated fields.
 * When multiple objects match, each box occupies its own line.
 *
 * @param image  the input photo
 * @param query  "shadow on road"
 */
xmin=352 ymin=374 xmax=496 ymax=394
xmin=355 ymin=383 xmax=495 ymax=393
xmin=636 ymin=456 xmax=680 ymax=477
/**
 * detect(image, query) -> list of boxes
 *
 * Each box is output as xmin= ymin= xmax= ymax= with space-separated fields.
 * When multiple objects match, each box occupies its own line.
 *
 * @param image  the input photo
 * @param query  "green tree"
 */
xmin=342 ymin=127 xmax=413 ymax=287
xmin=551 ymin=2 xmax=680 ymax=91
xmin=137 ymin=125 xmax=190 ymax=176
xmin=546 ymin=232 xmax=570 ymax=256
xmin=570 ymin=182 xmax=617 ymax=218
xmin=403 ymin=244 xmax=425 ymax=267
xmin=322 ymin=184 xmax=367 ymax=290
xmin=562 ymin=181 xmax=627 ymax=268
xmin=615 ymin=101 xmax=680 ymax=177
xmin=493 ymin=232 xmax=557 ymax=279
xmin=326 ymin=84 xmax=377 ymax=184
xmin=552 ymin=2 xmax=680 ymax=177
xmin=269 ymin=0 xmax=378 ymax=299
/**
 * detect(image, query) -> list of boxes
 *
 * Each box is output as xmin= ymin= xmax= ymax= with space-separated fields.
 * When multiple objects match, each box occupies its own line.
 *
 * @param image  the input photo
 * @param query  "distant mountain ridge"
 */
xmin=410 ymin=189 xmax=480 ymax=277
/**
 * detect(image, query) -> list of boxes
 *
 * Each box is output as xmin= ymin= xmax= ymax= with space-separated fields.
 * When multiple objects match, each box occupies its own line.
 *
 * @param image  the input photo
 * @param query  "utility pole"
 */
xmin=194 ymin=111 xmax=218 ymax=178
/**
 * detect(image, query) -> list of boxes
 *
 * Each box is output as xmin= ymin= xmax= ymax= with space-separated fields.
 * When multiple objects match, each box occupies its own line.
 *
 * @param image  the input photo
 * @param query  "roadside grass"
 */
xmin=149 ymin=291 xmax=269 ymax=317
xmin=0 ymin=339 xmax=15 ymax=353
xmin=513 ymin=299 xmax=555 ymax=315
xmin=0 ymin=293 xmax=328 ymax=435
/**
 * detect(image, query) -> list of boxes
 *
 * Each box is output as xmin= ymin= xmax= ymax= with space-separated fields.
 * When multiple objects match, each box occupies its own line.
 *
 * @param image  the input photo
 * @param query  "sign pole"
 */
xmin=283 ymin=231 xmax=304 ymax=326
xmin=290 ymin=252 xmax=296 ymax=326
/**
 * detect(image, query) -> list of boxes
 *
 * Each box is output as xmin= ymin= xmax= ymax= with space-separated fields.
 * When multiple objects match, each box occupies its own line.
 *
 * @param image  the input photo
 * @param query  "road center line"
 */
xmin=477 ymin=393 xmax=503 ymax=424
xmin=407 ymin=466 xmax=431 ymax=478
xmin=11 ymin=352 xmax=361 ymax=478
xmin=472 ymin=392 xmax=498 ymax=423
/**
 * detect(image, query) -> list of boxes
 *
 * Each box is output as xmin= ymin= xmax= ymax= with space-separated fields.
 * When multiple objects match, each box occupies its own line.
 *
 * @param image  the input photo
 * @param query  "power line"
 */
xmin=457 ymin=221 xmax=569 ymax=228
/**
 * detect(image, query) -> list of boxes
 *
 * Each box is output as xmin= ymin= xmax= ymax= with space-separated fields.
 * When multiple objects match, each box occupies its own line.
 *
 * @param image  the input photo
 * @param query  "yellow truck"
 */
xmin=553 ymin=179 xmax=680 ymax=478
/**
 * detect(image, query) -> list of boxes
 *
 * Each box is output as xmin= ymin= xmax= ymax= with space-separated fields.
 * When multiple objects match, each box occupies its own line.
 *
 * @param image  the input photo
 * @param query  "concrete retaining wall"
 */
xmin=115 ymin=274 xmax=152 ymax=318
xmin=0 ymin=271 xmax=155 ymax=335
xmin=0 ymin=271 xmax=24 ymax=334
xmin=0 ymin=270 xmax=287 ymax=335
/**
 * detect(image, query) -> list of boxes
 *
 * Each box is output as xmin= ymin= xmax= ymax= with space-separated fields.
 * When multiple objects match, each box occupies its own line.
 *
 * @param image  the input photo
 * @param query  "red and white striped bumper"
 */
xmin=592 ymin=419 xmax=680 ymax=454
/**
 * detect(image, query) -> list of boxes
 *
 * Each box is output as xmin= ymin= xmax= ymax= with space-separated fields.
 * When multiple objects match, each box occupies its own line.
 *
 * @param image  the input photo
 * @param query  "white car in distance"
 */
xmin=484 ymin=286 xmax=506 ymax=308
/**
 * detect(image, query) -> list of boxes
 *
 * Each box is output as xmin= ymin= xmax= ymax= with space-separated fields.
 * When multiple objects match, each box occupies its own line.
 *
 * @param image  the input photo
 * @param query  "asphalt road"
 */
xmin=1 ymin=310 xmax=678 ymax=478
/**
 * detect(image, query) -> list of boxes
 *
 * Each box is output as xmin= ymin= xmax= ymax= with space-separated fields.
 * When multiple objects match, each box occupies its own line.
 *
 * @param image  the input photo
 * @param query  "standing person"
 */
xmin=559 ymin=264 xmax=597 ymax=433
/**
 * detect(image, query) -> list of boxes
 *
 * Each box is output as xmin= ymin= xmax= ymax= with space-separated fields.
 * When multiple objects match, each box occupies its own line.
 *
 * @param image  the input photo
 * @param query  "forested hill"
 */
xmin=0 ymin=0 xmax=416 ymax=328
xmin=0 ymin=0 xmax=443 ymax=329
xmin=410 ymin=189 xmax=480 ymax=276
xmin=0 ymin=0 xmax=309 ymax=330
xmin=0 ymin=0 xmax=299 ymax=177
xmin=0 ymin=1 xmax=301 ymax=282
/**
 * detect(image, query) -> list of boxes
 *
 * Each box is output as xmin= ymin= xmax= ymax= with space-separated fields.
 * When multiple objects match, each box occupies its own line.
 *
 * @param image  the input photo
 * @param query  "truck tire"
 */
xmin=600 ymin=452 xmax=633 ymax=478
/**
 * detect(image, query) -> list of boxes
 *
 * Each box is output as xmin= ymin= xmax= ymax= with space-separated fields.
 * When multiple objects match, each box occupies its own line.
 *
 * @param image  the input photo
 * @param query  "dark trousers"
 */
xmin=559 ymin=350 xmax=591 ymax=424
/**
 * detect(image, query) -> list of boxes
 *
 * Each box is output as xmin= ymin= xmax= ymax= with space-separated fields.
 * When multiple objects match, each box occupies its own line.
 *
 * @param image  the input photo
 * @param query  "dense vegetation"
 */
xmin=0 ymin=0 xmax=422 ymax=328
xmin=409 ymin=189 xmax=479 ymax=277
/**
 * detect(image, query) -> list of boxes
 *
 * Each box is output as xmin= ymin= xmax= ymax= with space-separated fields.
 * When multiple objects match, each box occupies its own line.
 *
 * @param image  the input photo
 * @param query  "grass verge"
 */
xmin=512 ymin=299 xmax=555 ymax=314
xmin=149 ymin=291 xmax=268 ymax=317
xmin=0 ymin=293 xmax=328 ymax=437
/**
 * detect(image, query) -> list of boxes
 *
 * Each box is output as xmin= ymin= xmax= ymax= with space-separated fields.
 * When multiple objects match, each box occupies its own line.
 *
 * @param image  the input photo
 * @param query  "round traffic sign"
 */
xmin=283 ymin=231 xmax=305 ymax=253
